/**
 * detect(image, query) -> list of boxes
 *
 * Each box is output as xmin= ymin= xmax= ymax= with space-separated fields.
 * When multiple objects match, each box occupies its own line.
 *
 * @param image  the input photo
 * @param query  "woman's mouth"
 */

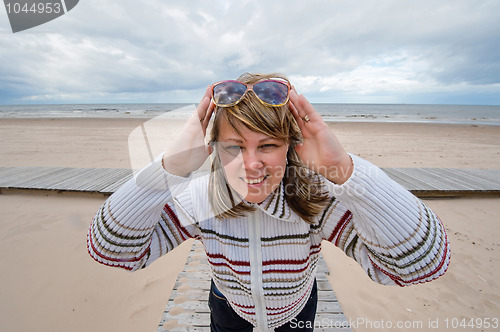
xmin=242 ymin=175 xmax=268 ymax=185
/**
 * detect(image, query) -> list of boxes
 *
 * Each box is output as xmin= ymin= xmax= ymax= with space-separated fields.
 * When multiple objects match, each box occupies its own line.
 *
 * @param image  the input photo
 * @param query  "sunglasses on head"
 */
xmin=211 ymin=78 xmax=291 ymax=107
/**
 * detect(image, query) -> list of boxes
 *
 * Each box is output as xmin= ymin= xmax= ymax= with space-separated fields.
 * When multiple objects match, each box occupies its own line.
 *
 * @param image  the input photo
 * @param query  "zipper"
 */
xmin=248 ymin=210 xmax=270 ymax=331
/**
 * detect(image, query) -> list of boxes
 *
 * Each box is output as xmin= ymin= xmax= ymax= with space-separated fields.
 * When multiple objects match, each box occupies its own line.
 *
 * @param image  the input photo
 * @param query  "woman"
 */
xmin=87 ymin=73 xmax=450 ymax=331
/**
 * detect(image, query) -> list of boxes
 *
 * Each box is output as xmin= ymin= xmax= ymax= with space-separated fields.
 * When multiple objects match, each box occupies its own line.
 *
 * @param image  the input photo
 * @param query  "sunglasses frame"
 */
xmin=211 ymin=78 xmax=291 ymax=107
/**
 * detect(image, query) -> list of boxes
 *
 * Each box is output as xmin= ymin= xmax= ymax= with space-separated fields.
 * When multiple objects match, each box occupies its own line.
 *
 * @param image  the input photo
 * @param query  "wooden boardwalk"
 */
xmin=0 ymin=166 xmax=500 ymax=197
xmin=0 ymin=166 xmax=133 ymax=195
xmin=157 ymin=240 xmax=352 ymax=332
xmin=383 ymin=167 xmax=500 ymax=197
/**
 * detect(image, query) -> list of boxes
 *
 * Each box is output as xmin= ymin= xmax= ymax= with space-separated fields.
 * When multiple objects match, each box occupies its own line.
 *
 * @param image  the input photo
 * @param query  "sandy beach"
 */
xmin=1 ymin=117 xmax=499 ymax=331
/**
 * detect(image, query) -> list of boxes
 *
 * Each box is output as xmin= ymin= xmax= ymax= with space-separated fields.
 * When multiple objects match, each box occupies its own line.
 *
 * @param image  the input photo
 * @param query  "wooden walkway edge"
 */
xmin=157 ymin=240 xmax=353 ymax=332
xmin=0 ymin=166 xmax=133 ymax=195
xmin=0 ymin=166 xmax=499 ymax=198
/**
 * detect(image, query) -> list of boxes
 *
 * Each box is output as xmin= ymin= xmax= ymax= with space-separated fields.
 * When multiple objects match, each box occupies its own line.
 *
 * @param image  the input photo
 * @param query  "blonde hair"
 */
xmin=208 ymin=73 xmax=329 ymax=223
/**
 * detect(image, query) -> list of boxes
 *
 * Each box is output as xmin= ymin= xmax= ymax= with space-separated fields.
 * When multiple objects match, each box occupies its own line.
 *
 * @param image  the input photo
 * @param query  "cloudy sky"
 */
xmin=1 ymin=0 xmax=499 ymax=105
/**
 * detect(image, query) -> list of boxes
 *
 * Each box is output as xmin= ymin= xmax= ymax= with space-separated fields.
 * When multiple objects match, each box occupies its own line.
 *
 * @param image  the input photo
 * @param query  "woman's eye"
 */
xmin=222 ymin=145 xmax=243 ymax=155
xmin=260 ymin=144 xmax=278 ymax=150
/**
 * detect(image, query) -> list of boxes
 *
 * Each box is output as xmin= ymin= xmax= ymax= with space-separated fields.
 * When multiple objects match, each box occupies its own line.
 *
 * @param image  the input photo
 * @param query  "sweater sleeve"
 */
xmin=320 ymin=154 xmax=450 ymax=286
xmin=87 ymin=153 xmax=200 ymax=271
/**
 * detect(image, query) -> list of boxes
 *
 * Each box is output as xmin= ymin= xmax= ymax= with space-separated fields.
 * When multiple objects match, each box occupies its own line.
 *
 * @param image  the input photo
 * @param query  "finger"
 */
xmin=290 ymin=88 xmax=320 ymax=119
xmin=201 ymin=98 xmax=216 ymax=129
xmin=289 ymin=89 xmax=303 ymax=119
xmin=288 ymin=96 xmax=301 ymax=122
xmin=196 ymin=86 xmax=213 ymax=123
xmin=289 ymin=90 xmax=311 ymax=129
xmin=196 ymin=96 xmax=211 ymax=122
xmin=298 ymin=95 xmax=324 ymax=124
xmin=201 ymin=85 xmax=212 ymax=102
xmin=289 ymin=99 xmax=303 ymax=125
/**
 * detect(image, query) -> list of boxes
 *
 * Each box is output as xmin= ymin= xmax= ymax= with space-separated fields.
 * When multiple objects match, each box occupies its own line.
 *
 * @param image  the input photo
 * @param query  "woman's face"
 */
xmin=216 ymin=118 xmax=289 ymax=204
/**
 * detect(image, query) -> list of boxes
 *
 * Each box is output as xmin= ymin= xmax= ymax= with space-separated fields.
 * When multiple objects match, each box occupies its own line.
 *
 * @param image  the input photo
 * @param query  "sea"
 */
xmin=1 ymin=103 xmax=500 ymax=125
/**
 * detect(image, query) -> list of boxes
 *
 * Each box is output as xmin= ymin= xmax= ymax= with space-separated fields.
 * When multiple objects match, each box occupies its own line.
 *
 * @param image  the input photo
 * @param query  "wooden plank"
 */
xmin=411 ymin=168 xmax=499 ymax=191
xmin=0 ymin=166 xmax=27 ymax=181
xmin=44 ymin=168 xmax=97 ymax=190
xmin=79 ymin=169 xmax=123 ymax=191
xmin=1 ymin=167 xmax=85 ymax=190
xmin=471 ymin=169 xmax=500 ymax=183
xmin=1 ymin=166 xmax=499 ymax=197
xmin=381 ymin=168 xmax=422 ymax=190
xmin=387 ymin=168 xmax=441 ymax=191
xmin=408 ymin=168 xmax=471 ymax=191
xmin=52 ymin=168 xmax=123 ymax=192
xmin=82 ymin=168 xmax=132 ymax=191
xmin=443 ymin=169 xmax=500 ymax=190
xmin=0 ymin=167 xmax=36 ymax=186
xmin=160 ymin=299 xmax=210 ymax=313
xmin=0 ymin=167 xmax=66 ymax=188
xmin=159 ymin=312 xmax=211 ymax=331
xmin=54 ymin=168 xmax=110 ymax=191
xmin=0 ymin=166 xmax=50 ymax=180
xmin=158 ymin=241 xmax=210 ymax=331
xmin=98 ymin=169 xmax=134 ymax=193
xmin=48 ymin=168 xmax=127 ymax=192
xmin=34 ymin=168 xmax=88 ymax=189
xmin=381 ymin=167 xmax=500 ymax=196
xmin=0 ymin=167 xmax=134 ymax=194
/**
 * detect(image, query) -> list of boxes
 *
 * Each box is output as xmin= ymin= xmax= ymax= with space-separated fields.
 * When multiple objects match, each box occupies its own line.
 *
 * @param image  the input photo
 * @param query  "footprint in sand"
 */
xmin=173 ymin=295 xmax=187 ymax=304
xmin=169 ymin=306 xmax=186 ymax=316
xmin=178 ymin=284 xmax=191 ymax=293
xmin=162 ymin=319 xmax=179 ymax=330
xmin=188 ymin=260 xmax=201 ymax=267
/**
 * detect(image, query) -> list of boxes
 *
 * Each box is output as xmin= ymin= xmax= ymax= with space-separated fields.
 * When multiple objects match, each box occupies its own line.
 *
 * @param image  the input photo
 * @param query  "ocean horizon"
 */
xmin=1 ymin=103 xmax=500 ymax=126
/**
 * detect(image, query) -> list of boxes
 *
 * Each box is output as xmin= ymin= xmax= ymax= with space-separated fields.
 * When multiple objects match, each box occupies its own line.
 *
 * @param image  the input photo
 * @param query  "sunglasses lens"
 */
xmin=253 ymin=81 xmax=289 ymax=106
xmin=213 ymin=81 xmax=247 ymax=106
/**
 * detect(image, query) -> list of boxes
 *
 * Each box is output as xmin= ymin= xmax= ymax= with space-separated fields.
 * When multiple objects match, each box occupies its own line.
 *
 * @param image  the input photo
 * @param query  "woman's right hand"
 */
xmin=162 ymin=86 xmax=215 ymax=177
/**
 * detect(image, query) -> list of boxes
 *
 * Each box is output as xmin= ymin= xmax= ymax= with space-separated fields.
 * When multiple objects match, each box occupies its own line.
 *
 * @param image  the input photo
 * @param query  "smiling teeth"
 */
xmin=243 ymin=177 xmax=265 ymax=184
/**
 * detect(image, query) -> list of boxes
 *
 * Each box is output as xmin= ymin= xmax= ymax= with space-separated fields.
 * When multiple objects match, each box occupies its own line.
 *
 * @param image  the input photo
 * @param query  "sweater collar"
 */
xmin=254 ymin=181 xmax=302 ymax=222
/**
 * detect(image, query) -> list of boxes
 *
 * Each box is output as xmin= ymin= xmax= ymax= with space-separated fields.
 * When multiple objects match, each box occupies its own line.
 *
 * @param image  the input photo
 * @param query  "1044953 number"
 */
xmin=5 ymin=2 xmax=62 ymax=14
xmin=444 ymin=317 xmax=499 ymax=329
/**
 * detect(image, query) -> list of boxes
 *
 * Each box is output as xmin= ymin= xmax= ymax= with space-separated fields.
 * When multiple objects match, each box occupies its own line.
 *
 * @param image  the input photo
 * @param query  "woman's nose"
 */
xmin=242 ymin=151 xmax=264 ymax=170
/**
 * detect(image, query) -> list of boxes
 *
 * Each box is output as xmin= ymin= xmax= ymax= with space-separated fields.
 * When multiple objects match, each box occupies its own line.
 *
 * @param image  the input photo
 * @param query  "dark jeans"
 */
xmin=208 ymin=279 xmax=318 ymax=332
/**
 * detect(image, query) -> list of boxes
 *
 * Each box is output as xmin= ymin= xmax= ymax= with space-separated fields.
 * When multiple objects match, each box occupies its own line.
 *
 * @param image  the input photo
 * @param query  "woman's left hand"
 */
xmin=289 ymin=88 xmax=353 ymax=185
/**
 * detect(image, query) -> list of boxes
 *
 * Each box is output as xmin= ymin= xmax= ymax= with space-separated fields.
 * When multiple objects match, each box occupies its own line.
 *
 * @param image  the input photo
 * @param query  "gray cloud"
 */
xmin=1 ymin=0 xmax=499 ymax=104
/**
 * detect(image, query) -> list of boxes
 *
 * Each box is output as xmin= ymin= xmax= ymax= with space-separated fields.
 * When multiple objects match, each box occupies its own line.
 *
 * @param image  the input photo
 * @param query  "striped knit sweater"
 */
xmin=87 ymin=153 xmax=450 ymax=330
